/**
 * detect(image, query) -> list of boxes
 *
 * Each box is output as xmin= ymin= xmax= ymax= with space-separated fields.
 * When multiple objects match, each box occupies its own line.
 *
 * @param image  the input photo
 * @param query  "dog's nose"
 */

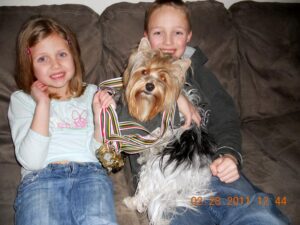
xmin=145 ymin=83 xmax=155 ymax=92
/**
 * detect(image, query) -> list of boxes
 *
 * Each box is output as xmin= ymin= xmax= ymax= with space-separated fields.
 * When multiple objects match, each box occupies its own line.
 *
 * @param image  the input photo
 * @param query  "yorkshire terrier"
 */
xmin=122 ymin=37 xmax=189 ymax=122
xmin=122 ymin=38 xmax=215 ymax=225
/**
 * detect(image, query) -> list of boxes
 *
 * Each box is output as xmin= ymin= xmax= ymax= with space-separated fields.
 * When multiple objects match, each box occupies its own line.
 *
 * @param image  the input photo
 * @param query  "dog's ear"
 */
xmin=138 ymin=37 xmax=151 ymax=52
xmin=172 ymin=58 xmax=191 ymax=80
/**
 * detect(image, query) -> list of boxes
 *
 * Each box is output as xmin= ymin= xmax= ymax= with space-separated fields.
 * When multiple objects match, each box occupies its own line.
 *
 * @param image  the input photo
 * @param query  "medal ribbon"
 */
xmin=98 ymin=78 xmax=175 ymax=154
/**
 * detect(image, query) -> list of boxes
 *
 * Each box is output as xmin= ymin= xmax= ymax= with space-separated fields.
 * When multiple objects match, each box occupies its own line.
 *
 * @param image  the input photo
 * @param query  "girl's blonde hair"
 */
xmin=144 ymin=0 xmax=192 ymax=33
xmin=16 ymin=16 xmax=85 ymax=98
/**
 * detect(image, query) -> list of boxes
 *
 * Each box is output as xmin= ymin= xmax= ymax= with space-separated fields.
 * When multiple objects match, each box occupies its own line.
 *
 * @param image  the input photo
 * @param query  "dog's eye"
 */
xmin=160 ymin=74 xmax=166 ymax=82
xmin=141 ymin=69 xmax=148 ymax=75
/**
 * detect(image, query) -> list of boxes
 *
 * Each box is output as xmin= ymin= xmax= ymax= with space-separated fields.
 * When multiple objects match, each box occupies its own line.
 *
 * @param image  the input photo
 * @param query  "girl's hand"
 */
xmin=93 ymin=90 xmax=116 ymax=110
xmin=93 ymin=90 xmax=117 ymax=124
xmin=210 ymin=155 xmax=240 ymax=183
xmin=177 ymin=94 xmax=201 ymax=129
xmin=93 ymin=90 xmax=116 ymax=142
xmin=30 ymin=81 xmax=50 ymax=136
xmin=31 ymin=81 xmax=50 ymax=104
xmin=98 ymin=89 xmax=116 ymax=109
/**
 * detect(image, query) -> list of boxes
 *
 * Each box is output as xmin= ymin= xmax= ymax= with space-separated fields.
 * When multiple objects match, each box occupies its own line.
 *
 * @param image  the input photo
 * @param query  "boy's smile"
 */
xmin=145 ymin=5 xmax=192 ymax=59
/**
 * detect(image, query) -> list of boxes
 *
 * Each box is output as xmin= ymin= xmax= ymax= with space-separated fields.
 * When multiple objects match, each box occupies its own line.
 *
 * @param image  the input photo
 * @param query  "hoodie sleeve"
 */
xmin=190 ymin=47 xmax=243 ymax=168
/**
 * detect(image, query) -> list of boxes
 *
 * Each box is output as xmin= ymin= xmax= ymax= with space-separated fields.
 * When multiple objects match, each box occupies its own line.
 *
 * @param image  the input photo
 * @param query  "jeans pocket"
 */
xmin=88 ymin=163 xmax=107 ymax=174
xmin=14 ymin=171 xmax=41 ymax=209
xmin=19 ymin=171 xmax=40 ymax=190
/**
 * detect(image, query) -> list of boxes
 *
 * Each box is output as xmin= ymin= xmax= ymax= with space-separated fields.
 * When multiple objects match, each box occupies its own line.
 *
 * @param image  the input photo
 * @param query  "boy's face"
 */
xmin=145 ymin=5 xmax=192 ymax=59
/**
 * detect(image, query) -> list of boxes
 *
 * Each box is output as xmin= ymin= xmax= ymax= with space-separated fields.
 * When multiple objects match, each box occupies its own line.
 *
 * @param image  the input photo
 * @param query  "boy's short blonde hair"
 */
xmin=144 ymin=0 xmax=192 ymax=33
xmin=16 ymin=16 xmax=85 ymax=98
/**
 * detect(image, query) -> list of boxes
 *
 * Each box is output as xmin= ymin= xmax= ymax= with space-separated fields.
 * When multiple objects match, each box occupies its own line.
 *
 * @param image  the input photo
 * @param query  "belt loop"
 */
xmin=70 ymin=162 xmax=74 ymax=174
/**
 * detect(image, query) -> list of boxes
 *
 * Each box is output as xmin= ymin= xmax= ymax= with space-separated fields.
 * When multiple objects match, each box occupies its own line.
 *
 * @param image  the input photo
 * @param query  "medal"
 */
xmin=96 ymin=143 xmax=124 ymax=172
xmin=96 ymin=82 xmax=175 ymax=173
xmin=97 ymin=105 xmax=124 ymax=173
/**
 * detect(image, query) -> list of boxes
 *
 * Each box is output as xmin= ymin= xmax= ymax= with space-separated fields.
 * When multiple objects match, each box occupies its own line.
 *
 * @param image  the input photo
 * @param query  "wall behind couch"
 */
xmin=0 ymin=0 xmax=299 ymax=15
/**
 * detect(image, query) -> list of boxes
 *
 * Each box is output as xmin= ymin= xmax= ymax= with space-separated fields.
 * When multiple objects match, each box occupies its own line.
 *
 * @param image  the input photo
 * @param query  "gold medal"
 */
xmin=96 ymin=143 xmax=124 ymax=173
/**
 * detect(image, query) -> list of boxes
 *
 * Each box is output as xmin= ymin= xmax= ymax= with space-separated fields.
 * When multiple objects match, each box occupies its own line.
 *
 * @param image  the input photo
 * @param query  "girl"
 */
xmin=141 ymin=0 xmax=290 ymax=224
xmin=8 ymin=16 xmax=117 ymax=225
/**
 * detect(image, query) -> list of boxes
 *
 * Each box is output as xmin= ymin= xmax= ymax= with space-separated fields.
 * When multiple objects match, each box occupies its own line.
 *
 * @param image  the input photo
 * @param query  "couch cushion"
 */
xmin=241 ymin=112 xmax=300 ymax=223
xmin=242 ymin=111 xmax=300 ymax=173
xmin=110 ymin=170 xmax=142 ymax=225
xmin=0 ymin=164 xmax=21 ymax=225
xmin=100 ymin=1 xmax=240 ymax=106
xmin=230 ymin=2 xmax=300 ymax=121
xmin=0 ymin=4 xmax=103 ymax=164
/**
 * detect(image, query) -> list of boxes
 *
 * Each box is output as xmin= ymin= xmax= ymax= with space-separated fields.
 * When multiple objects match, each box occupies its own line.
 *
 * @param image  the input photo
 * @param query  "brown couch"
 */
xmin=0 ymin=1 xmax=299 ymax=224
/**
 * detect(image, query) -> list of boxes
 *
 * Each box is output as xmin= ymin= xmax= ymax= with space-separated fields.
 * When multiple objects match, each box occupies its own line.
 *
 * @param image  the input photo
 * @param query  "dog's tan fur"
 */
xmin=123 ymin=38 xmax=190 ymax=122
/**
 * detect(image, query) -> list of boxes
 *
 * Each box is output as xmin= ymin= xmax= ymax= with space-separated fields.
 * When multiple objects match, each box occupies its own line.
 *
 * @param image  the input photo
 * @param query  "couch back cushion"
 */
xmin=0 ymin=4 xmax=102 ymax=163
xmin=100 ymin=1 xmax=240 ymax=107
xmin=231 ymin=2 xmax=300 ymax=121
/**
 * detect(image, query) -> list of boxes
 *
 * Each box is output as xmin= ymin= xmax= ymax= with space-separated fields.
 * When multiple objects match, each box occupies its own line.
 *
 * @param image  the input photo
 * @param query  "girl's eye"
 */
xmin=59 ymin=52 xmax=68 ymax=57
xmin=37 ymin=56 xmax=46 ymax=63
xmin=175 ymin=31 xmax=184 ymax=35
xmin=153 ymin=31 xmax=161 ymax=36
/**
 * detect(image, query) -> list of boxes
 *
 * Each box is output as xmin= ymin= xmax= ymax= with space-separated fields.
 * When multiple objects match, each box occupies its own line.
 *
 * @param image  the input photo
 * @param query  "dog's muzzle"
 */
xmin=145 ymin=82 xmax=155 ymax=92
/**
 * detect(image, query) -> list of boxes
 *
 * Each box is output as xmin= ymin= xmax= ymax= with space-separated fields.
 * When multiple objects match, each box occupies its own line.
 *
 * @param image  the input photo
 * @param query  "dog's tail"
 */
xmin=159 ymin=126 xmax=215 ymax=172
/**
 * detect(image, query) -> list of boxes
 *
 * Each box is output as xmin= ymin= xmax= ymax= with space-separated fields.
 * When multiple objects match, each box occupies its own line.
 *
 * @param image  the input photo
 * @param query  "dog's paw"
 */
xmin=123 ymin=197 xmax=148 ymax=213
xmin=136 ymin=202 xmax=147 ymax=213
xmin=137 ymin=156 xmax=145 ymax=164
xmin=123 ymin=197 xmax=137 ymax=210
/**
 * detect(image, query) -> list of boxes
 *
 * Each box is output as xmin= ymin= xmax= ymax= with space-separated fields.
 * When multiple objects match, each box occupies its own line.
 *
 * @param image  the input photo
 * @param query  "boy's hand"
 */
xmin=210 ymin=154 xmax=240 ymax=183
xmin=177 ymin=94 xmax=201 ymax=129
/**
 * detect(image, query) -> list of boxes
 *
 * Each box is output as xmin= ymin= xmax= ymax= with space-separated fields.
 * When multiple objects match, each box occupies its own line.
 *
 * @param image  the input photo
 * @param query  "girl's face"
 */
xmin=30 ymin=33 xmax=75 ymax=97
xmin=145 ymin=5 xmax=192 ymax=59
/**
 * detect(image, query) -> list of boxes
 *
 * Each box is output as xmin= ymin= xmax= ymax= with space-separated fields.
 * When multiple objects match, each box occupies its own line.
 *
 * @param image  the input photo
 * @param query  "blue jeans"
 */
xmin=14 ymin=162 xmax=118 ymax=225
xmin=170 ymin=175 xmax=290 ymax=225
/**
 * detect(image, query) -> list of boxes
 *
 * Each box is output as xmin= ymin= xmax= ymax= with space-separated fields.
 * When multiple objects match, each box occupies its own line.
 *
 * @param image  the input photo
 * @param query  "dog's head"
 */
xmin=123 ymin=38 xmax=191 ymax=122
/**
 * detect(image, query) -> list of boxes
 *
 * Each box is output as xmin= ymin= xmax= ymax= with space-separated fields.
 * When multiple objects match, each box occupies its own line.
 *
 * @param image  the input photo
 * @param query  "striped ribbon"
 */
xmin=98 ymin=78 xmax=175 ymax=154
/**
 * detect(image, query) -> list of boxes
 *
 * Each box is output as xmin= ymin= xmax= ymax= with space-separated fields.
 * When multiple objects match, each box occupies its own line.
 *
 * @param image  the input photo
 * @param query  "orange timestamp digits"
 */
xmin=275 ymin=196 xmax=287 ymax=206
xmin=227 ymin=196 xmax=250 ymax=206
xmin=191 ymin=195 xmax=287 ymax=207
xmin=191 ymin=196 xmax=207 ymax=206
xmin=191 ymin=196 xmax=250 ymax=206
xmin=191 ymin=196 xmax=222 ymax=206
xmin=257 ymin=196 xmax=287 ymax=206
